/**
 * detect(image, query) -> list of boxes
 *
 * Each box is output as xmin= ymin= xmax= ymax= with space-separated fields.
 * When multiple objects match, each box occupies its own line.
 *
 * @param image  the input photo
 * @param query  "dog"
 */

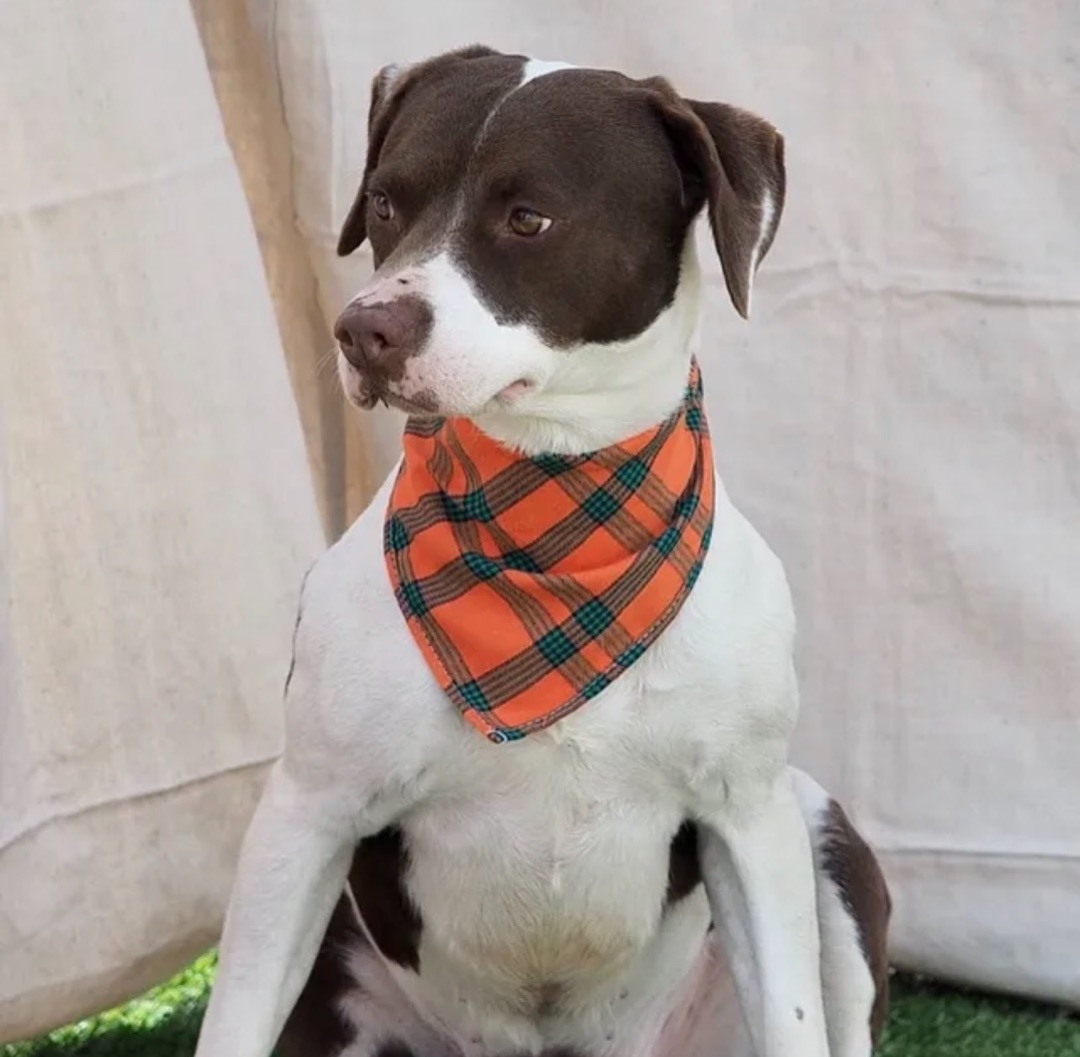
xmin=193 ymin=45 xmax=891 ymax=1057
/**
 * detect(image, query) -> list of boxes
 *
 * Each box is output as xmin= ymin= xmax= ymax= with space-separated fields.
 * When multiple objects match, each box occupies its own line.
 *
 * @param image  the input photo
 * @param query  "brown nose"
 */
xmin=333 ymin=298 xmax=431 ymax=377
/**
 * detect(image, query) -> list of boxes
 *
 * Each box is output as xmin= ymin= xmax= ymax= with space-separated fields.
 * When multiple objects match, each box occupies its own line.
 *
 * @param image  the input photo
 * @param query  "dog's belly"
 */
xmin=331 ymin=919 xmax=748 ymax=1057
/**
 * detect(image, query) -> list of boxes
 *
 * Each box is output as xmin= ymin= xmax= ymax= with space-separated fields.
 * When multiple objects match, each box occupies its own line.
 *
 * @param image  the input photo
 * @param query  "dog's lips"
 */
xmin=383 ymin=390 xmax=439 ymax=415
xmin=363 ymin=380 xmax=439 ymax=416
xmin=346 ymin=370 xmax=435 ymax=416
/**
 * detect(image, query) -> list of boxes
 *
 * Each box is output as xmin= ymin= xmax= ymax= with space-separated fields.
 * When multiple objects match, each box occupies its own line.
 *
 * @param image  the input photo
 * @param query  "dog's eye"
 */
xmin=508 ymin=208 xmax=552 ymax=237
xmin=369 ymin=191 xmax=395 ymax=222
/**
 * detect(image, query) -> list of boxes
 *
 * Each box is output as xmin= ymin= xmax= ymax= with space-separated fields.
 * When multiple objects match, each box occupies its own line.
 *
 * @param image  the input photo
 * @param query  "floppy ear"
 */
xmin=336 ymin=63 xmax=405 ymax=257
xmin=337 ymin=45 xmax=505 ymax=257
xmin=647 ymin=80 xmax=786 ymax=319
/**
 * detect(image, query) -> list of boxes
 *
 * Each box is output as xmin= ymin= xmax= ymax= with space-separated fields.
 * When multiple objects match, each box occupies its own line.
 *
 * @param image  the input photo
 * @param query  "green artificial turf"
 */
xmin=2 ymin=956 xmax=1077 ymax=1057
xmin=1 ymin=954 xmax=215 ymax=1057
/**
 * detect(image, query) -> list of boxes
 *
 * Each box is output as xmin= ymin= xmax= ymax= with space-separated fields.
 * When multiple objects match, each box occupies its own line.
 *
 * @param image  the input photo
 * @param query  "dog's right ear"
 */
xmin=336 ymin=63 xmax=407 ymax=257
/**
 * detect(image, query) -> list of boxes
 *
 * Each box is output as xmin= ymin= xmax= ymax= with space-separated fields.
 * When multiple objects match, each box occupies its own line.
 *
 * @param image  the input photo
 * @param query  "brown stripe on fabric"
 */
xmin=438 ymin=439 xmax=652 ymax=708
xmin=387 ymin=361 xmax=714 ymax=734
xmin=394 ymin=440 xmax=606 ymax=544
xmin=427 ymin=435 xmax=454 ymax=484
xmin=407 ymin=467 xmax=708 ymax=712
xmin=446 ymin=436 xmax=699 ymax=707
xmin=561 ymin=472 xmax=704 ymax=613
xmin=520 ymin=499 xmax=635 ymax=569
xmin=591 ymin=449 xmax=681 ymax=524
xmin=396 ymin=395 xmax=684 ymax=555
xmin=400 ymin=558 xmax=482 ymax=611
xmin=431 ymin=448 xmax=706 ymax=708
xmin=551 ymin=434 xmax=681 ymax=543
xmin=494 ymin=422 xmax=681 ymax=567
xmin=552 ymin=471 xmax=676 ymax=569
xmin=394 ymin=476 xmax=668 ymax=615
xmin=473 ymin=548 xmax=637 ymax=689
xmin=472 ymin=552 xmax=670 ymax=706
xmin=469 ymin=487 xmax=709 ymax=710
xmin=403 ymin=415 xmax=443 ymax=438
xmin=441 ymin=427 xmax=601 ymax=699
xmin=389 ymin=496 xmax=478 ymax=692
xmin=394 ymin=442 xmax=554 ymax=539
xmin=480 ymin=513 xmax=636 ymax=659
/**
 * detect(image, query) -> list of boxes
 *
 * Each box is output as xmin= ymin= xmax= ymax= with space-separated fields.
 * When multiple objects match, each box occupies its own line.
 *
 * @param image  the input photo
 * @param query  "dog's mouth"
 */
xmin=385 ymin=382 xmax=530 ymax=417
xmin=341 ymin=350 xmax=537 ymax=418
xmin=360 ymin=386 xmax=439 ymax=416
xmin=358 ymin=381 xmax=440 ymax=417
xmin=494 ymin=378 xmax=534 ymax=404
xmin=338 ymin=355 xmax=437 ymax=416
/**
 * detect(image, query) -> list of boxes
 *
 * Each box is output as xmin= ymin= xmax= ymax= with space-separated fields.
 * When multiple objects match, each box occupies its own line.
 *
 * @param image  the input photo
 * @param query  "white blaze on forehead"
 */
xmin=520 ymin=58 xmax=578 ymax=86
xmin=474 ymin=58 xmax=579 ymax=152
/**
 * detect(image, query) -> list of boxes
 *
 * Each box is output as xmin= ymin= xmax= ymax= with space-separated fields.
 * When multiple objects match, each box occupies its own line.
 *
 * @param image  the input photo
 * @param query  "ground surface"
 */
xmin=3 ymin=955 xmax=1078 ymax=1057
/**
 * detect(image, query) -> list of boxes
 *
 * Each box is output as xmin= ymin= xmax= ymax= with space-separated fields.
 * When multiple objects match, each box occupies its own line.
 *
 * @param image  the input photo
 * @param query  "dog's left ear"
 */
xmin=647 ymin=79 xmax=786 ymax=319
xmin=338 ymin=45 xmax=504 ymax=257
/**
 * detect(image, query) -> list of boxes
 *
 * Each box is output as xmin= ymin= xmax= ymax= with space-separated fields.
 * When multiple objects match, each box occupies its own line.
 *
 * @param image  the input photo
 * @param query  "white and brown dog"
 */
xmin=194 ymin=45 xmax=890 ymax=1057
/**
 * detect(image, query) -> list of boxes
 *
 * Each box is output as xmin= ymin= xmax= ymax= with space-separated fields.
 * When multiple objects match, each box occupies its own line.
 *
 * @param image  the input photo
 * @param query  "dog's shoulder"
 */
xmin=294 ymin=470 xmax=401 ymax=669
xmin=280 ymin=465 xmax=447 ymax=798
xmin=641 ymin=486 xmax=801 ymax=809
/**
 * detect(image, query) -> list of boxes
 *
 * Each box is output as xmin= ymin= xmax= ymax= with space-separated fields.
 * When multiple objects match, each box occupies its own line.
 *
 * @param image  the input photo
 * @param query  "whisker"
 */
xmin=317 ymin=346 xmax=340 ymax=380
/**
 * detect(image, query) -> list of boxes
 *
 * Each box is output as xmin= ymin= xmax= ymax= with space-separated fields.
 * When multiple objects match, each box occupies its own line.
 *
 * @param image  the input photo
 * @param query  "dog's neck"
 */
xmin=468 ymin=241 xmax=705 ymax=458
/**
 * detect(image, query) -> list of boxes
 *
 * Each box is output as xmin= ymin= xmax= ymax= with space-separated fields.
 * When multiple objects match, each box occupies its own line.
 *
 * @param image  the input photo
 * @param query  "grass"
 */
xmin=2 ymin=956 xmax=1077 ymax=1057
xmin=0 ymin=956 xmax=215 ymax=1057
xmin=878 ymin=976 xmax=1080 ymax=1057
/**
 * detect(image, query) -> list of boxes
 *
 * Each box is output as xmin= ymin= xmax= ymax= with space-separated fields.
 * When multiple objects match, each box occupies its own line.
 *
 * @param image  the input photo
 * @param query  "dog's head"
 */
xmin=334 ymin=45 xmax=785 ymax=434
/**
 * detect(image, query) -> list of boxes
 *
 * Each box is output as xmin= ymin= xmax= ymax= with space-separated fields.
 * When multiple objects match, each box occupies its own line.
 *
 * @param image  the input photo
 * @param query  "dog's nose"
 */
xmin=334 ymin=299 xmax=427 ymax=373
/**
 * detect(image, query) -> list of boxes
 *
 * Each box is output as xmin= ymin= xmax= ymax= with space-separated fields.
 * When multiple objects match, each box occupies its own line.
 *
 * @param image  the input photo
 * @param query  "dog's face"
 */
xmin=334 ymin=45 xmax=785 ymax=421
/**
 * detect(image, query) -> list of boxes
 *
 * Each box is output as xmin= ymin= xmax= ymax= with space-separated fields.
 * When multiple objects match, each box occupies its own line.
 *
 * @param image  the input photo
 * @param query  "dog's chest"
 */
xmin=399 ymin=717 xmax=696 ymax=990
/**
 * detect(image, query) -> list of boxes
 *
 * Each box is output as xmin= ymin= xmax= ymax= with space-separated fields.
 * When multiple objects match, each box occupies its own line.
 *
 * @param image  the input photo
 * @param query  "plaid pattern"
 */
xmin=384 ymin=361 xmax=715 ymax=743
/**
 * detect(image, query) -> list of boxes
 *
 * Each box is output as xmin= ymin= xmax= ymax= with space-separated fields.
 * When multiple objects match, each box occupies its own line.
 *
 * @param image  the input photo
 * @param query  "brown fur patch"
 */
xmin=820 ymin=800 xmax=893 ymax=1045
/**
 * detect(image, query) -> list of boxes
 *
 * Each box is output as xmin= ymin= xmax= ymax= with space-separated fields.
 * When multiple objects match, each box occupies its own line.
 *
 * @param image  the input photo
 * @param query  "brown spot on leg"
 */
xmin=276 ymin=895 xmax=363 ymax=1057
xmin=821 ymin=800 xmax=893 ymax=1044
xmin=665 ymin=819 xmax=703 ymax=906
xmin=350 ymin=826 xmax=424 ymax=971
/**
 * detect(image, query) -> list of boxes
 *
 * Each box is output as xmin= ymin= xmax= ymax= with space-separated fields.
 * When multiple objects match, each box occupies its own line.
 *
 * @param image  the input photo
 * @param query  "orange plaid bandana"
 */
xmin=384 ymin=362 xmax=714 ymax=743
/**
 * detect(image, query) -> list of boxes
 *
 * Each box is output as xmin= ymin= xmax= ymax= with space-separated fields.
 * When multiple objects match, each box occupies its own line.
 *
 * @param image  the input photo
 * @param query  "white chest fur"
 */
xmin=289 ymin=466 xmax=798 ymax=1051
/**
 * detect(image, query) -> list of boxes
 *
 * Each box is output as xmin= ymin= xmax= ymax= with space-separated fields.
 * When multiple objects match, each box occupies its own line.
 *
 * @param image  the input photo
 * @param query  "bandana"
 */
xmin=384 ymin=361 xmax=715 ymax=743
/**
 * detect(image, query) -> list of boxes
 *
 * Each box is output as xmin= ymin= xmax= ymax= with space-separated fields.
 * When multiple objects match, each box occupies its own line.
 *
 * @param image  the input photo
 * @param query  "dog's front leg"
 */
xmin=193 ymin=761 xmax=357 ymax=1057
xmin=699 ymin=770 xmax=830 ymax=1057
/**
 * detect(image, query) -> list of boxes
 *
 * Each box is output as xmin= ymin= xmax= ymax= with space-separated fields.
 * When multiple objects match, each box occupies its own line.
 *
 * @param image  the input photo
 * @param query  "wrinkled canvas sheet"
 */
xmin=1 ymin=0 xmax=1078 ymax=1043
xmin=0 ymin=0 xmax=323 ymax=1042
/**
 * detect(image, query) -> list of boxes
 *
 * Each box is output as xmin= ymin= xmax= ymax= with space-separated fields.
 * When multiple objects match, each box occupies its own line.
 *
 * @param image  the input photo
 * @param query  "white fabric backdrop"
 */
xmin=0 ymin=0 xmax=324 ymax=1042
xmin=1 ymin=0 xmax=1077 ymax=1042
